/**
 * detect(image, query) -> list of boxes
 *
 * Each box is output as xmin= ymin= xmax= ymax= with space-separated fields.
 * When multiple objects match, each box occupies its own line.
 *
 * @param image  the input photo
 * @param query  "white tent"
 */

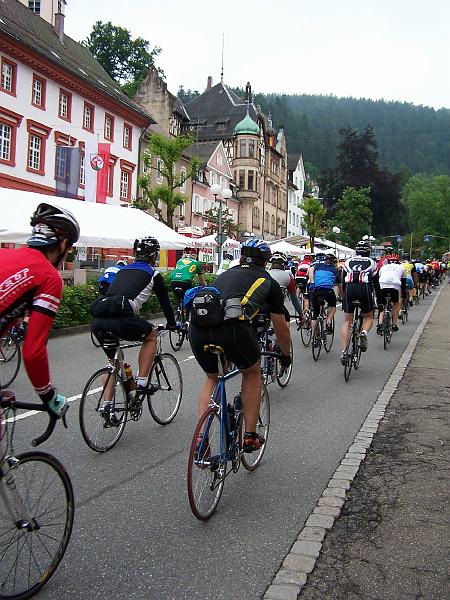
xmin=313 ymin=236 xmax=354 ymax=258
xmin=0 ymin=188 xmax=195 ymax=249
xmin=193 ymin=234 xmax=241 ymax=249
xmin=268 ymin=240 xmax=307 ymax=256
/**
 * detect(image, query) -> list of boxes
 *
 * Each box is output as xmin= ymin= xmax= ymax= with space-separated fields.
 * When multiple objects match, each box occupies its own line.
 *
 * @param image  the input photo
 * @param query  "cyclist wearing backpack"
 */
xmin=189 ymin=239 xmax=291 ymax=453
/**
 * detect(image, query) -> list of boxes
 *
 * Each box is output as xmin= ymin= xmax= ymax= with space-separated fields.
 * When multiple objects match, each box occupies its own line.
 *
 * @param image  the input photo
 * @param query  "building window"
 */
xmin=156 ymin=158 xmax=164 ymax=182
xmin=123 ymin=123 xmax=132 ymax=149
xmin=210 ymin=172 xmax=216 ymax=186
xmin=54 ymin=145 xmax=67 ymax=179
xmin=107 ymin=164 xmax=114 ymax=196
xmin=28 ymin=1 xmax=41 ymax=13
xmin=28 ymin=135 xmax=41 ymax=171
xmin=248 ymin=170 xmax=255 ymax=191
xmin=79 ymin=151 xmax=85 ymax=186
xmin=58 ymin=89 xmax=72 ymax=121
xmin=239 ymin=139 xmax=247 ymax=158
xmin=248 ymin=140 xmax=255 ymax=158
xmin=271 ymin=215 xmax=275 ymax=235
xmin=83 ymin=102 xmax=95 ymax=132
xmin=180 ymin=167 xmax=187 ymax=192
xmin=193 ymin=194 xmax=201 ymax=214
xmin=216 ymin=153 xmax=223 ymax=166
xmin=104 ymin=114 xmax=114 ymax=141
xmin=238 ymin=169 xmax=245 ymax=190
xmin=1 ymin=58 xmax=17 ymax=96
xmin=26 ymin=119 xmax=51 ymax=175
xmin=120 ymin=171 xmax=130 ymax=199
xmin=203 ymin=198 xmax=209 ymax=214
xmin=31 ymin=74 xmax=46 ymax=109
xmin=265 ymin=212 xmax=269 ymax=233
xmin=0 ymin=123 xmax=12 ymax=163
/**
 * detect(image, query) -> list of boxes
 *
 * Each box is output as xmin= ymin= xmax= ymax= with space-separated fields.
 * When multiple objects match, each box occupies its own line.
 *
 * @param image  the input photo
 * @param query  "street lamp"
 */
xmin=210 ymin=183 xmax=232 ymax=271
xmin=332 ymin=226 xmax=341 ymax=257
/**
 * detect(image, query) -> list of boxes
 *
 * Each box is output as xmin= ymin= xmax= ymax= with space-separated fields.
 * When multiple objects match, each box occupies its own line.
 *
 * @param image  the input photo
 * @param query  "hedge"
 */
xmin=52 ymin=272 xmax=217 ymax=329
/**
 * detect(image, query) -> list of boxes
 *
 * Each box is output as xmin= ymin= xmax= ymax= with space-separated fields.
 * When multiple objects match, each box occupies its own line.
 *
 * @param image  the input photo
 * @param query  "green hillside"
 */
xmin=252 ymin=93 xmax=450 ymax=176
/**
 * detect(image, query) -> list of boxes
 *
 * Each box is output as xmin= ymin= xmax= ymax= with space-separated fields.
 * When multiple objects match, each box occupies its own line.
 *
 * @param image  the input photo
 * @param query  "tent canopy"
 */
xmin=0 ymin=189 xmax=195 ymax=249
xmin=268 ymin=240 xmax=307 ymax=257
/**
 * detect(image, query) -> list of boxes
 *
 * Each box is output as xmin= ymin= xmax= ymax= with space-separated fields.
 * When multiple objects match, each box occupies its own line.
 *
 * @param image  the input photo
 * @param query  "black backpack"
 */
xmin=190 ymin=287 xmax=224 ymax=327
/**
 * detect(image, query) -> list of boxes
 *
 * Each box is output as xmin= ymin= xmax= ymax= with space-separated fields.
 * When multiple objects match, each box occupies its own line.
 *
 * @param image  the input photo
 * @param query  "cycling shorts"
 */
xmin=92 ymin=316 xmax=153 ymax=358
xmin=295 ymin=278 xmax=308 ymax=293
xmin=379 ymin=288 xmax=400 ymax=304
xmin=169 ymin=280 xmax=192 ymax=301
xmin=189 ymin=321 xmax=260 ymax=374
xmin=405 ymin=276 xmax=414 ymax=289
xmin=310 ymin=288 xmax=337 ymax=320
xmin=342 ymin=283 xmax=374 ymax=314
xmin=417 ymin=272 xmax=427 ymax=283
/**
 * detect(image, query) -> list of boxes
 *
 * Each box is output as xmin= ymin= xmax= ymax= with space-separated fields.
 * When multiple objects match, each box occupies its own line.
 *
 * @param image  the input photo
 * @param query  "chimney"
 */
xmin=54 ymin=11 xmax=65 ymax=43
xmin=207 ymin=76 xmax=212 ymax=90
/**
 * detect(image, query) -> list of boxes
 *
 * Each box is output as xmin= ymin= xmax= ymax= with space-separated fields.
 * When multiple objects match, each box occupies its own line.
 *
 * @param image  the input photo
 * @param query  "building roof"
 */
xmin=184 ymin=141 xmax=220 ymax=165
xmin=234 ymin=112 xmax=259 ymax=135
xmin=185 ymin=81 xmax=259 ymax=141
xmin=0 ymin=0 xmax=153 ymax=124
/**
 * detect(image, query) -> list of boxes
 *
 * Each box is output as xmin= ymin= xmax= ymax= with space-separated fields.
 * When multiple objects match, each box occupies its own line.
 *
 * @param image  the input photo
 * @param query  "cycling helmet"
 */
xmin=116 ymin=260 xmax=126 ymax=267
xmin=304 ymin=253 xmax=314 ymax=261
xmin=385 ymin=253 xmax=400 ymax=263
xmin=326 ymin=253 xmax=337 ymax=263
xmin=28 ymin=203 xmax=80 ymax=248
xmin=270 ymin=251 xmax=288 ymax=266
xmin=315 ymin=252 xmax=327 ymax=262
xmin=134 ymin=237 xmax=160 ymax=260
xmin=354 ymin=240 xmax=371 ymax=257
xmin=384 ymin=246 xmax=394 ymax=254
xmin=241 ymin=238 xmax=272 ymax=262
xmin=402 ymin=253 xmax=410 ymax=261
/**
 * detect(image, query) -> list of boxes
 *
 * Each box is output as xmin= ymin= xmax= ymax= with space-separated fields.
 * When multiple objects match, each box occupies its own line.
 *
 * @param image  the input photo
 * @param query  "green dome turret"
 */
xmin=234 ymin=113 xmax=259 ymax=136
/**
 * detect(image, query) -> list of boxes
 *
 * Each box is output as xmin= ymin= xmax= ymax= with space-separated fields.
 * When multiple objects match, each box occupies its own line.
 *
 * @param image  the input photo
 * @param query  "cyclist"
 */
xmin=295 ymin=253 xmax=314 ymax=310
xmin=267 ymin=252 xmax=304 ymax=320
xmin=308 ymin=252 xmax=341 ymax=342
xmin=414 ymin=258 xmax=427 ymax=296
xmin=91 ymin=237 xmax=177 ymax=402
xmin=401 ymin=253 xmax=417 ymax=306
xmin=169 ymin=247 xmax=206 ymax=303
xmin=340 ymin=240 xmax=378 ymax=364
xmin=0 ymin=202 xmax=80 ymax=418
xmin=376 ymin=253 xmax=407 ymax=334
xmin=98 ymin=260 xmax=126 ymax=295
xmin=189 ymin=239 xmax=291 ymax=453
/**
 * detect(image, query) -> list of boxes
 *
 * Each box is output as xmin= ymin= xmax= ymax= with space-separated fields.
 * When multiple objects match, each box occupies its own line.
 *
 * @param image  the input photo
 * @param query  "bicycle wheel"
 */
xmin=0 ymin=451 xmax=74 ymax=600
xmin=0 ymin=335 xmax=21 ymax=391
xmin=147 ymin=353 xmax=182 ymax=425
xmin=242 ymin=385 xmax=270 ymax=471
xmin=324 ymin=316 xmax=335 ymax=353
xmin=300 ymin=311 xmax=312 ymax=347
xmin=276 ymin=339 xmax=293 ymax=388
xmin=383 ymin=312 xmax=391 ymax=350
xmin=187 ymin=408 xmax=224 ymax=521
xmin=344 ymin=327 xmax=354 ymax=382
xmin=311 ymin=322 xmax=322 ymax=362
xmin=169 ymin=310 xmax=186 ymax=351
xmin=79 ymin=367 xmax=128 ymax=452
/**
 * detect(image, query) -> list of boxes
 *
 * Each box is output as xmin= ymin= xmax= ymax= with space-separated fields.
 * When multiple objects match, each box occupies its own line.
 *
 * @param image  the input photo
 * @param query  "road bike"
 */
xmin=381 ymin=294 xmax=394 ymax=350
xmin=80 ymin=325 xmax=183 ymax=452
xmin=187 ymin=346 xmax=273 ymax=521
xmin=311 ymin=298 xmax=335 ymax=361
xmin=0 ymin=391 xmax=74 ymax=599
xmin=399 ymin=295 xmax=409 ymax=325
xmin=257 ymin=315 xmax=293 ymax=387
xmin=169 ymin=286 xmax=189 ymax=352
xmin=0 ymin=324 xmax=26 ymax=391
xmin=342 ymin=300 xmax=364 ymax=382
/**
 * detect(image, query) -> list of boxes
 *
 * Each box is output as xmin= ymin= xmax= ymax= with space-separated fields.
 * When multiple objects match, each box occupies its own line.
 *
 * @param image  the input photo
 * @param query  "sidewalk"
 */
xmin=265 ymin=284 xmax=450 ymax=600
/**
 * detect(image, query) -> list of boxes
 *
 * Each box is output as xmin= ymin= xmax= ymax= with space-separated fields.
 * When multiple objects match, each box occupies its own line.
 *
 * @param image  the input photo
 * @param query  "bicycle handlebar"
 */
xmin=0 ymin=393 xmax=67 ymax=447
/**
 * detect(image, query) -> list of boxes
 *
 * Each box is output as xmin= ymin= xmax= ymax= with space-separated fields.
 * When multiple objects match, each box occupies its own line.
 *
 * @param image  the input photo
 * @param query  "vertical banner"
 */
xmin=55 ymin=147 xmax=81 ymax=199
xmin=85 ymin=142 xmax=110 ymax=203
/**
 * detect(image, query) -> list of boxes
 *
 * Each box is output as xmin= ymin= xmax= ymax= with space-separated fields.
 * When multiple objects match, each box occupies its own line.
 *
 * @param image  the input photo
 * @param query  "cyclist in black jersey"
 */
xmin=91 ymin=237 xmax=176 ymax=397
xmin=189 ymin=239 xmax=291 ymax=453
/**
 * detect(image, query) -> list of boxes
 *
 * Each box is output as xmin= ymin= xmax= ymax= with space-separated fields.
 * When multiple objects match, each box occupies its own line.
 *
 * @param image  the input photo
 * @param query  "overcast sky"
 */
xmin=65 ymin=0 xmax=449 ymax=110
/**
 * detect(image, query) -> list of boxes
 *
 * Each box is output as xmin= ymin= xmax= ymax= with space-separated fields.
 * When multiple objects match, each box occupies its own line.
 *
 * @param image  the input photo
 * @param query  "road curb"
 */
xmin=263 ymin=288 xmax=443 ymax=600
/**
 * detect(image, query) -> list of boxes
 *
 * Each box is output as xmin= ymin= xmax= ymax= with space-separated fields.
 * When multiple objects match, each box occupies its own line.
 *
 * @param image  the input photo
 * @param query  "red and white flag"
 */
xmin=85 ymin=142 xmax=110 ymax=203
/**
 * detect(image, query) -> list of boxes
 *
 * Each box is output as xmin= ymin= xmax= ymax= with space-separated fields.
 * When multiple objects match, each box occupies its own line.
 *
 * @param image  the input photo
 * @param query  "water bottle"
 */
xmin=124 ymin=363 xmax=136 ymax=391
xmin=227 ymin=403 xmax=236 ymax=432
xmin=233 ymin=392 xmax=242 ymax=413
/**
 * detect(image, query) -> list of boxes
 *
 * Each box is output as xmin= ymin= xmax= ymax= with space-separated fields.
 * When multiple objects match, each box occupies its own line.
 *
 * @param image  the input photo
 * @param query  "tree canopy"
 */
xmin=135 ymin=133 xmax=200 ymax=229
xmin=83 ymin=21 xmax=163 ymax=97
xmin=329 ymin=187 xmax=373 ymax=248
xmin=299 ymin=196 xmax=326 ymax=250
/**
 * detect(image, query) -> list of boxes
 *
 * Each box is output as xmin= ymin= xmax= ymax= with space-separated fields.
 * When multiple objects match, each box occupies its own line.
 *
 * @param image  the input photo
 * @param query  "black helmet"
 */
xmin=134 ymin=237 xmax=160 ymax=260
xmin=326 ymin=253 xmax=337 ymax=263
xmin=402 ymin=253 xmax=410 ymax=261
xmin=354 ymin=240 xmax=371 ymax=257
xmin=315 ymin=252 xmax=327 ymax=262
xmin=28 ymin=203 xmax=80 ymax=248
xmin=241 ymin=238 xmax=272 ymax=262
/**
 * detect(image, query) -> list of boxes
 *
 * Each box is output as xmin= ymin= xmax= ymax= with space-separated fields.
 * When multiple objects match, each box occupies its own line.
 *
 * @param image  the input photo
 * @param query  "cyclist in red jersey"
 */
xmin=0 ymin=203 xmax=80 ymax=417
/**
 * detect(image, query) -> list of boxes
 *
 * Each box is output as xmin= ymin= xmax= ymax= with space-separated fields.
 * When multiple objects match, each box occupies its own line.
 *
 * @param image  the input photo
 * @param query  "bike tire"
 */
xmin=383 ymin=312 xmax=391 ymax=350
xmin=311 ymin=324 xmax=322 ymax=362
xmin=0 ymin=335 xmax=21 ymax=391
xmin=187 ymin=408 xmax=224 ymax=521
xmin=344 ymin=327 xmax=354 ymax=382
xmin=79 ymin=367 xmax=128 ymax=452
xmin=324 ymin=316 xmax=335 ymax=353
xmin=0 ymin=451 xmax=74 ymax=600
xmin=276 ymin=339 xmax=293 ymax=388
xmin=147 ymin=353 xmax=183 ymax=425
xmin=242 ymin=385 xmax=270 ymax=471
xmin=300 ymin=311 xmax=312 ymax=348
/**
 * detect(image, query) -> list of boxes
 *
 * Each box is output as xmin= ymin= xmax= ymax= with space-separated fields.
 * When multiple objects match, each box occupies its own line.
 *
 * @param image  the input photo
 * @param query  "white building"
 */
xmin=287 ymin=153 xmax=306 ymax=238
xmin=1 ymin=0 xmax=152 ymax=204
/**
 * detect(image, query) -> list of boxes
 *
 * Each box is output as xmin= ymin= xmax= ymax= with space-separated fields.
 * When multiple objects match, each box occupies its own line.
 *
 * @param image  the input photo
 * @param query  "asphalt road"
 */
xmin=8 ymin=295 xmax=434 ymax=600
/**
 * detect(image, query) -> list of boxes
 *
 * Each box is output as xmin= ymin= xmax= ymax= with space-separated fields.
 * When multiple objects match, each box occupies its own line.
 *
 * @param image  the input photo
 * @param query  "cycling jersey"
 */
xmin=379 ymin=263 xmax=406 ymax=292
xmin=401 ymin=261 xmax=416 ymax=277
xmin=169 ymin=258 xmax=204 ymax=284
xmin=295 ymin=260 xmax=312 ymax=279
xmin=309 ymin=263 xmax=338 ymax=290
xmin=342 ymin=256 xmax=378 ymax=284
xmin=0 ymin=247 xmax=63 ymax=398
xmin=268 ymin=268 xmax=296 ymax=294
